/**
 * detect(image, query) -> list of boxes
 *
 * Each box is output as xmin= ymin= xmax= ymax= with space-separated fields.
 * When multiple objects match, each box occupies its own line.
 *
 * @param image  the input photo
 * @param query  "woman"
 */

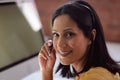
xmin=38 ymin=0 xmax=120 ymax=80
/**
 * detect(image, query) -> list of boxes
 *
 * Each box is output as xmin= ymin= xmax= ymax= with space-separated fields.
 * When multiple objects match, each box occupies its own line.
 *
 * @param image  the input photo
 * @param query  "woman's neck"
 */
xmin=71 ymin=58 xmax=85 ymax=75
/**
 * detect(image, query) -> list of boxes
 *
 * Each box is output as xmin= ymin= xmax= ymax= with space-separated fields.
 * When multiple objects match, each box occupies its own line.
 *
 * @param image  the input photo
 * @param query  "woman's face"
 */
xmin=52 ymin=14 xmax=91 ymax=65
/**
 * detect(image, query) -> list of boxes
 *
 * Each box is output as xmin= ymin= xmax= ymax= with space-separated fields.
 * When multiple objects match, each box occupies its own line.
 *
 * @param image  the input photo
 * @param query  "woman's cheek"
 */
xmin=53 ymin=40 xmax=57 ymax=51
xmin=68 ymin=39 xmax=76 ymax=47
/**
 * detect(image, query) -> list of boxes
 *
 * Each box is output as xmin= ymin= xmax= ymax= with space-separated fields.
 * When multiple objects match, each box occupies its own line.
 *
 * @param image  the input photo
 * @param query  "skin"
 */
xmin=38 ymin=14 xmax=94 ymax=80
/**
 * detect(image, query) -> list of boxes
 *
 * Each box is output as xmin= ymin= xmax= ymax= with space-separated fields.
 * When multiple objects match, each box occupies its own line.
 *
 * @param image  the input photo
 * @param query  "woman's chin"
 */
xmin=60 ymin=59 xmax=71 ymax=65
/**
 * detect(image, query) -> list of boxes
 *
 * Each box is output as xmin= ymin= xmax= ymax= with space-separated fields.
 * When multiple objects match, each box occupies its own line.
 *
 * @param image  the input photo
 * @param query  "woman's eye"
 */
xmin=65 ymin=32 xmax=75 ymax=38
xmin=52 ymin=33 xmax=59 ymax=38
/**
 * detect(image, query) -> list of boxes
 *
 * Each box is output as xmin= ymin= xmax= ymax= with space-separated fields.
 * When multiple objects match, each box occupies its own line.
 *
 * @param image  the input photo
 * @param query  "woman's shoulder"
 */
xmin=75 ymin=67 xmax=120 ymax=80
xmin=86 ymin=67 xmax=113 ymax=76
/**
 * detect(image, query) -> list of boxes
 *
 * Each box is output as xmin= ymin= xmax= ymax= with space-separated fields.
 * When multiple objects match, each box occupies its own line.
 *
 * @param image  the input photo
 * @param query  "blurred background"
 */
xmin=0 ymin=0 xmax=120 ymax=80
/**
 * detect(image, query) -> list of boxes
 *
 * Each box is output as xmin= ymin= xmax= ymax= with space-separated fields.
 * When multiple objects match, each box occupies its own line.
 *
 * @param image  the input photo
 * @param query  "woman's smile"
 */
xmin=58 ymin=50 xmax=72 ymax=57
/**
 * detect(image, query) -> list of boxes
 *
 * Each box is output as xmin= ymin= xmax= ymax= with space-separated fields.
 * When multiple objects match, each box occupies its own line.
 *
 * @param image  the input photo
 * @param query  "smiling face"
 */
xmin=52 ymin=14 xmax=91 ymax=67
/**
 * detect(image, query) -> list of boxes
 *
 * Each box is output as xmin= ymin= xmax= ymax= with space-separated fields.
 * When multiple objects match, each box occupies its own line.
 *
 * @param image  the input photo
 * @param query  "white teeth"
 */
xmin=59 ymin=51 xmax=69 ymax=54
xmin=58 ymin=50 xmax=71 ymax=57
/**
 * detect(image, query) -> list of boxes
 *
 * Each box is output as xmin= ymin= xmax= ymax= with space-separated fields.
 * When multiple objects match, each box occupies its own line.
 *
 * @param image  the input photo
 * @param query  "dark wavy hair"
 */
xmin=51 ymin=0 xmax=120 ymax=78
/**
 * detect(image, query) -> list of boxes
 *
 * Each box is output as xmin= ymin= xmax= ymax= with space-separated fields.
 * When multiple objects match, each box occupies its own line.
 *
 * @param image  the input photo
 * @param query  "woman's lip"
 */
xmin=58 ymin=51 xmax=72 ymax=57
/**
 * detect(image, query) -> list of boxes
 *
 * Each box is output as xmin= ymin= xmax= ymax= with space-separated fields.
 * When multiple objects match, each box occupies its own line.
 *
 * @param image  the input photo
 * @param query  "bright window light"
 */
xmin=17 ymin=0 xmax=42 ymax=32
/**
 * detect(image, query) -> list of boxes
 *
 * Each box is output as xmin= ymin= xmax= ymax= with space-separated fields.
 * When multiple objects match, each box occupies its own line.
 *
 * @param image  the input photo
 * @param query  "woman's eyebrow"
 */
xmin=52 ymin=30 xmax=57 ymax=33
xmin=63 ymin=27 xmax=74 ymax=32
xmin=64 ymin=28 xmax=72 ymax=31
xmin=52 ymin=27 xmax=73 ymax=32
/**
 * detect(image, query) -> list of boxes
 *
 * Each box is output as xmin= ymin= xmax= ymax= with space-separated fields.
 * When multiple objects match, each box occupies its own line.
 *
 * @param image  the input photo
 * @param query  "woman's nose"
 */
xmin=57 ymin=38 xmax=67 ymax=49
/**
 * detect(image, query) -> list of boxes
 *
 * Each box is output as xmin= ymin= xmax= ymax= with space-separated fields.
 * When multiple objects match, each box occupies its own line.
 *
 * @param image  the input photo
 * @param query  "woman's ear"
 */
xmin=92 ymin=29 xmax=96 ymax=41
xmin=88 ymin=29 xmax=96 ymax=45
